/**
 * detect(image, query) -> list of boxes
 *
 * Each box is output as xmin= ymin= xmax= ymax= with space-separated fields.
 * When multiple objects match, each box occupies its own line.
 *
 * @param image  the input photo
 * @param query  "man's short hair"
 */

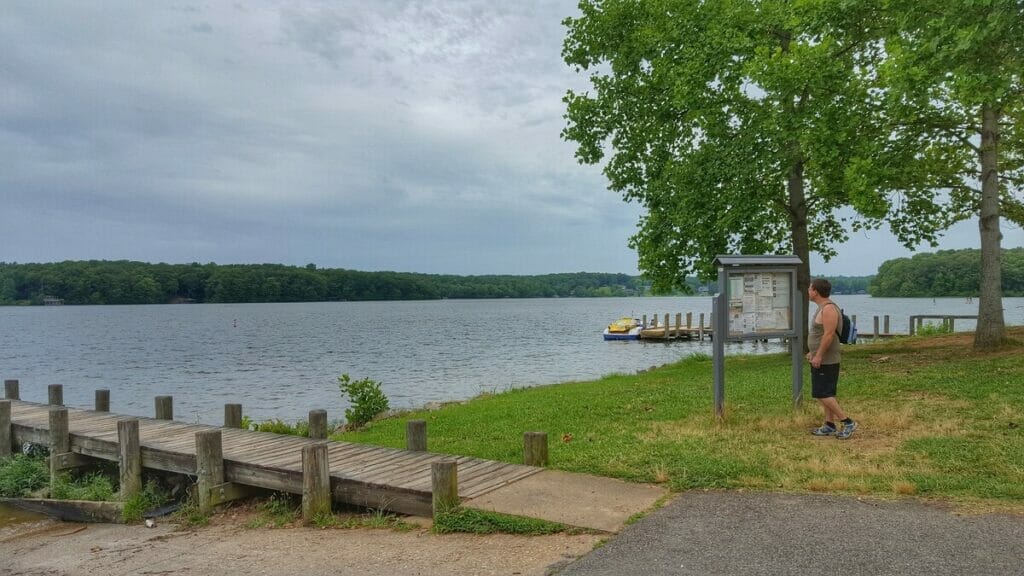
xmin=811 ymin=278 xmax=832 ymax=297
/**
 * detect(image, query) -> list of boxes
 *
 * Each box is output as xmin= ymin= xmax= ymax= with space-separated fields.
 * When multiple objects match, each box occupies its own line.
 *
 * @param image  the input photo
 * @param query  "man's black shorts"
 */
xmin=811 ymin=363 xmax=840 ymax=398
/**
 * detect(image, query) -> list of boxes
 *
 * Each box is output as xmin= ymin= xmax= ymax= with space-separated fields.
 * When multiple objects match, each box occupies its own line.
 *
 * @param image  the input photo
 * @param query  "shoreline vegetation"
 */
xmin=1 ymin=260 xmax=875 ymax=305
xmin=337 ymin=328 xmax=1023 ymax=514
xmin=3 ymin=248 xmax=1023 ymax=306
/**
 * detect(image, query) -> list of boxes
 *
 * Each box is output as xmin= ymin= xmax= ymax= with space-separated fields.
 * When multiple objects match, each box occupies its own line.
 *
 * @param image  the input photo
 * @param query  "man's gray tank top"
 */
xmin=808 ymin=302 xmax=842 ymax=365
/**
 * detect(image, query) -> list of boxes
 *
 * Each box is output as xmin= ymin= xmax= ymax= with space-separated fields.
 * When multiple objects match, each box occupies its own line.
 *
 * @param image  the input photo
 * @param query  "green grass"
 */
xmin=122 ymin=480 xmax=171 ymax=523
xmin=50 ymin=471 xmax=116 ymax=501
xmin=433 ymin=507 xmax=571 ymax=535
xmin=336 ymin=328 xmax=1024 ymax=512
xmin=0 ymin=454 xmax=48 ymax=497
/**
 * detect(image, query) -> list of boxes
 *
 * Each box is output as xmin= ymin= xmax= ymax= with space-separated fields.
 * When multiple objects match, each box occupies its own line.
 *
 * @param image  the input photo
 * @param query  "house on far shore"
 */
xmin=42 ymin=296 xmax=64 ymax=305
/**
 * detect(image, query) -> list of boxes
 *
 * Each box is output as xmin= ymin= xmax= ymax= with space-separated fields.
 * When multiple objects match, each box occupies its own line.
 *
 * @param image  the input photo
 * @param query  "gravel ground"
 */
xmin=0 ymin=509 xmax=603 ymax=576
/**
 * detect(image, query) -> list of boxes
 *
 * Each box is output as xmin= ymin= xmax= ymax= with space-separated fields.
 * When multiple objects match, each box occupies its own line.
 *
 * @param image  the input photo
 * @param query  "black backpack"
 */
xmin=835 ymin=305 xmax=857 ymax=344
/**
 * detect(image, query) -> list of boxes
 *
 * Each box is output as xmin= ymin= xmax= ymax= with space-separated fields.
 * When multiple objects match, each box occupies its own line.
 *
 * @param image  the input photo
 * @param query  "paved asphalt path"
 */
xmin=556 ymin=492 xmax=1024 ymax=576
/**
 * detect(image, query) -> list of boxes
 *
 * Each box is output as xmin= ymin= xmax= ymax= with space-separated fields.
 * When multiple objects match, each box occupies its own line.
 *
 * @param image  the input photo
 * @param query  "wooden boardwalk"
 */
xmin=5 ymin=400 xmax=542 ymax=517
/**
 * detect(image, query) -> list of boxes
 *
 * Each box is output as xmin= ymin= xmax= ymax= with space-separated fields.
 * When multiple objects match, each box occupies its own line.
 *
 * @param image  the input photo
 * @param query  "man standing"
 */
xmin=806 ymin=278 xmax=857 ymax=439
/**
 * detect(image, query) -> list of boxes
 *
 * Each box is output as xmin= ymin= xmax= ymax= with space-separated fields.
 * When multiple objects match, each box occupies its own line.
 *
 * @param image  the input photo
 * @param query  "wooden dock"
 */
xmin=632 ymin=312 xmax=978 ymax=341
xmin=2 ymin=395 xmax=542 ymax=518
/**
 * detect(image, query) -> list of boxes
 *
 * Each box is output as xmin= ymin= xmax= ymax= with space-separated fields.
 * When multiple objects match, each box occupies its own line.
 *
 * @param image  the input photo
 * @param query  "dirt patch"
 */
xmin=0 ymin=507 xmax=603 ymax=576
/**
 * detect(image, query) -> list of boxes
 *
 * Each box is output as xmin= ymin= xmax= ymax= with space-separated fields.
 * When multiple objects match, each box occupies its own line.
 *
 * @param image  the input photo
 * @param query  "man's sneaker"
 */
xmin=837 ymin=420 xmax=858 ymax=440
xmin=811 ymin=424 xmax=837 ymax=436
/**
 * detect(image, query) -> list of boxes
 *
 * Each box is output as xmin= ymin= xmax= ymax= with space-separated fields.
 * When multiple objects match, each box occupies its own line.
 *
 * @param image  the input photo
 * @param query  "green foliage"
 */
xmin=871 ymin=248 xmax=1024 ymax=297
xmin=915 ymin=322 xmax=953 ymax=337
xmin=121 ymin=480 xmax=170 ymax=523
xmin=50 ymin=472 xmax=116 ymax=501
xmin=249 ymin=419 xmax=310 ymax=437
xmin=174 ymin=496 xmax=210 ymax=527
xmin=561 ymin=0 xmax=933 ymax=301
xmin=246 ymin=492 xmax=300 ymax=528
xmin=338 ymin=374 xmax=389 ymax=429
xmin=433 ymin=507 xmax=569 ymax=535
xmin=0 ymin=261 xmax=651 ymax=305
xmin=0 ymin=454 xmax=48 ymax=497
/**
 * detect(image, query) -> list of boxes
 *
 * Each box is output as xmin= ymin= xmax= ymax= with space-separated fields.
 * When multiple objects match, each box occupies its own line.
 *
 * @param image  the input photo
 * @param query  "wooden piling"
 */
xmin=224 ymin=404 xmax=243 ymax=429
xmin=4 ymin=379 xmax=18 ymax=400
xmin=686 ymin=312 xmax=692 ymax=329
xmin=48 ymin=407 xmax=69 ymax=482
xmin=95 ymin=389 xmax=110 ymax=412
xmin=675 ymin=313 xmax=682 ymax=338
xmin=873 ymin=316 xmax=880 ymax=338
xmin=431 ymin=460 xmax=459 ymax=517
xmin=0 ymin=400 xmax=11 ymax=459
xmin=195 ymin=430 xmax=224 ymax=514
xmin=884 ymin=315 xmax=890 ymax=334
xmin=407 ymin=420 xmax=427 ymax=451
xmin=155 ymin=396 xmax=173 ymax=420
xmin=302 ymin=442 xmax=331 ymax=523
xmin=664 ymin=314 xmax=670 ymax=338
xmin=699 ymin=313 xmax=705 ymax=340
xmin=118 ymin=419 xmax=142 ymax=498
xmin=48 ymin=384 xmax=63 ymax=406
xmin=523 ymin=432 xmax=548 ymax=467
xmin=308 ymin=409 xmax=328 ymax=440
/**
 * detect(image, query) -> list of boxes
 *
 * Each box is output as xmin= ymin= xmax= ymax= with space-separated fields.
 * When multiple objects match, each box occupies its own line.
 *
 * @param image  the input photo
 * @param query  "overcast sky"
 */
xmin=2 ymin=2 xmax=1018 ymax=277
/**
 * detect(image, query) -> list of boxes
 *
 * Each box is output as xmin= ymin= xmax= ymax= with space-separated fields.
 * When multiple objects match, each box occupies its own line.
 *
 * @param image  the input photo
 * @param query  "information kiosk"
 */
xmin=712 ymin=255 xmax=803 ymax=418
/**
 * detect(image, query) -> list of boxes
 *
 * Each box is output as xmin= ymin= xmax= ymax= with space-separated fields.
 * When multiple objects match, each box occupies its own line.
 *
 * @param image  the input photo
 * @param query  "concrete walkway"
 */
xmin=557 ymin=492 xmax=1024 ymax=575
xmin=464 ymin=470 xmax=667 ymax=533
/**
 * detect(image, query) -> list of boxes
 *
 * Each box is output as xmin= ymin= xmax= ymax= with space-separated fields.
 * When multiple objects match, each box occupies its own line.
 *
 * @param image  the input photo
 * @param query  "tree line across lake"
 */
xmin=0 ymin=261 xmax=658 ymax=305
xmin=4 ymin=251 xmax=1016 ymax=305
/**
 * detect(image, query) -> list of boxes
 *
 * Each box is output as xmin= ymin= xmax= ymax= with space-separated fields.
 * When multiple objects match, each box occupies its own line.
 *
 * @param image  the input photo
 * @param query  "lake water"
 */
xmin=2 ymin=296 xmax=1021 ymax=425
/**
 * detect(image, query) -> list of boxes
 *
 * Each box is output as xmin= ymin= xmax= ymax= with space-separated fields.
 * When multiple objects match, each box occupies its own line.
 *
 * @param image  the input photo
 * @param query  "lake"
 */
xmin=2 ymin=296 xmax=1021 ymax=425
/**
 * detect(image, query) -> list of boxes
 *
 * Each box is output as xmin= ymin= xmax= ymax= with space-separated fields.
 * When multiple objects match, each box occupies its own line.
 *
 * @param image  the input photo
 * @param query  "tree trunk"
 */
xmin=974 ymin=104 xmax=1006 ymax=349
xmin=788 ymin=160 xmax=811 ymax=352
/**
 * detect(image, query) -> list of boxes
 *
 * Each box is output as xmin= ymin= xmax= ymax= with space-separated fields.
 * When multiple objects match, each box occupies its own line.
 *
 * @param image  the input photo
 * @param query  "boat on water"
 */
xmin=603 ymin=317 xmax=643 ymax=340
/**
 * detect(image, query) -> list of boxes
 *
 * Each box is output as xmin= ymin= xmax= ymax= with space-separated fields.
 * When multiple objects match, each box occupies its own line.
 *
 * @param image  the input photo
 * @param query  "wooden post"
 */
xmin=873 ymin=316 xmax=880 ymax=339
xmin=407 ymin=420 xmax=427 ymax=451
xmin=308 ymin=409 xmax=328 ymax=440
xmin=95 ymin=389 xmax=110 ymax=412
xmin=118 ymin=419 xmax=142 ymax=499
xmin=675 ymin=312 xmax=682 ymax=338
xmin=49 ymin=407 xmax=69 ymax=483
xmin=948 ymin=318 xmax=955 ymax=331
xmin=0 ymin=400 xmax=11 ymax=459
xmin=908 ymin=316 xmax=915 ymax=336
xmin=302 ymin=442 xmax=331 ymax=523
xmin=699 ymin=313 xmax=705 ymax=340
xmin=686 ymin=312 xmax=692 ymax=329
xmin=155 ymin=396 xmax=173 ymax=420
xmin=523 ymin=432 xmax=548 ymax=467
xmin=431 ymin=460 xmax=459 ymax=517
xmin=884 ymin=315 xmax=891 ymax=335
xmin=195 ymin=430 xmax=224 ymax=514
xmin=4 ymin=379 xmax=18 ymax=400
xmin=664 ymin=313 xmax=670 ymax=338
xmin=224 ymin=404 xmax=243 ymax=429
xmin=48 ymin=384 xmax=63 ymax=406
xmin=642 ymin=314 xmax=647 ymax=328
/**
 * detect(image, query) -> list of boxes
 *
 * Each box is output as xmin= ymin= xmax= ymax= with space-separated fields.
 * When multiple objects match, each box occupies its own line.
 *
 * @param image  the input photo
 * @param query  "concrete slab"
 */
xmin=462 ymin=470 xmax=667 ymax=533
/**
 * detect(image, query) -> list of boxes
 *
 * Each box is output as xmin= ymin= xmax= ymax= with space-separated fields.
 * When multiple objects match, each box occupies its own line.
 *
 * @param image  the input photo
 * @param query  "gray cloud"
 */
xmin=2 ymin=1 xmax=1012 ymax=277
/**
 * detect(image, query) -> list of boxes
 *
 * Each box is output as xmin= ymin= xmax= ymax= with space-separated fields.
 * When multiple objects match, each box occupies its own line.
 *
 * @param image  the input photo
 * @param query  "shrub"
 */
xmin=249 ymin=419 xmax=310 ymax=436
xmin=0 ymin=454 xmax=48 ymax=497
xmin=338 ymin=373 xmax=389 ymax=429
xmin=50 ymin=471 xmax=116 ymax=501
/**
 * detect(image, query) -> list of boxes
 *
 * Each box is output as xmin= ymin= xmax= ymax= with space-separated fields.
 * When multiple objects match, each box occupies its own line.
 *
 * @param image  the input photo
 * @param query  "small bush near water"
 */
xmin=338 ymin=373 xmax=389 ymax=429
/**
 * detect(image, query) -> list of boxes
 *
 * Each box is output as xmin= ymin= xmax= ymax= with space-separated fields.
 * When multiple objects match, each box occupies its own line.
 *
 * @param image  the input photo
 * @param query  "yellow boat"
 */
xmin=603 ymin=317 xmax=642 ymax=340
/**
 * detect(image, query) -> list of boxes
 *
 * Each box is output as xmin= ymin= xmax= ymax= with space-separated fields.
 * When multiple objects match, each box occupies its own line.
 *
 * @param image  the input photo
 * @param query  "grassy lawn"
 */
xmin=336 ymin=328 xmax=1024 ymax=513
